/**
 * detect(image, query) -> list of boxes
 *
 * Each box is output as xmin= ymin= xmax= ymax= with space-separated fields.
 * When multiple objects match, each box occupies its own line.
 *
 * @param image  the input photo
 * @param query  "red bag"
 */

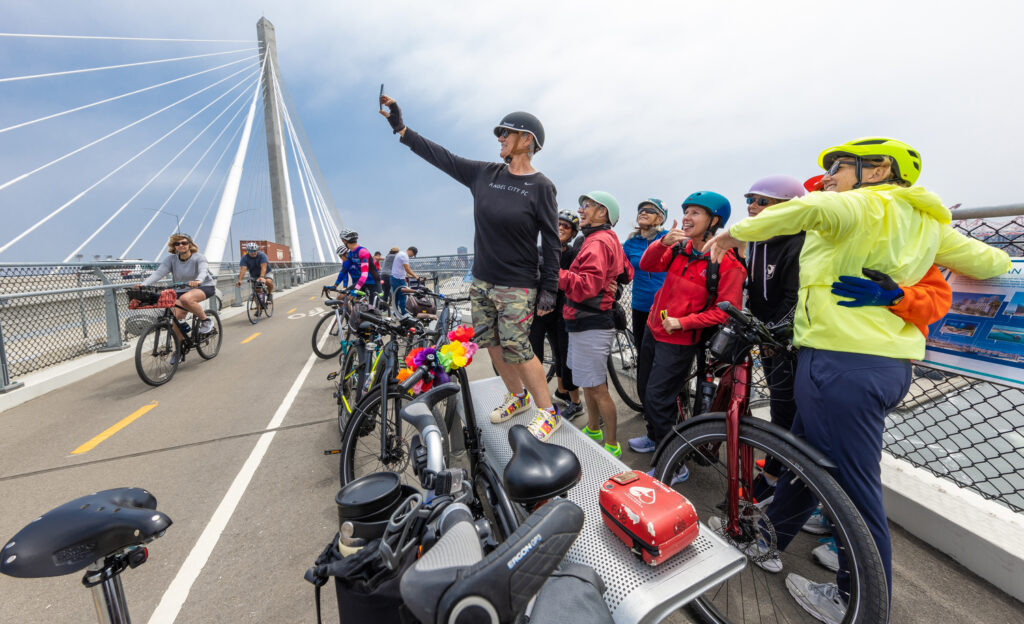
xmin=599 ymin=470 xmax=699 ymax=566
xmin=129 ymin=289 xmax=177 ymax=310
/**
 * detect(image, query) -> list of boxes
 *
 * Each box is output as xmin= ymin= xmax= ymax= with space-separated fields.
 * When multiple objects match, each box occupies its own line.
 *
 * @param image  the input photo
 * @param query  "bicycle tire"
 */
xmin=264 ymin=294 xmax=274 ymax=318
xmin=312 ymin=312 xmax=344 ymax=358
xmin=195 ymin=311 xmax=222 ymax=359
xmin=336 ymin=347 xmax=359 ymax=432
xmin=653 ymin=417 xmax=888 ymax=624
xmin=606 ymin=329 xmax=643 ymax=412
xmin=246 ymin=294 xmax=260 ymax=324
xmin=135 ymin=321 xmax=180 ymax=386
xmin=338 ymin=389 xmax=417 ymax=488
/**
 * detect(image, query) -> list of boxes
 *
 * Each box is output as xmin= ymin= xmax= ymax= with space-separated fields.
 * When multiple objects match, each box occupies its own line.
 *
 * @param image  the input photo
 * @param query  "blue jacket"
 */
xmin=623 ymin=230 xmax=667 ymax=312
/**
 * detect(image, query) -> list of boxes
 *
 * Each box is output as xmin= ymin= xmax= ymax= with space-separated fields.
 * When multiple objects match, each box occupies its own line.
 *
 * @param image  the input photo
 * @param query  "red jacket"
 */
xmin=640 ymin=239 xmax=746 ymax=345
xmin=560 ymin=226 xmax=633 ymax=331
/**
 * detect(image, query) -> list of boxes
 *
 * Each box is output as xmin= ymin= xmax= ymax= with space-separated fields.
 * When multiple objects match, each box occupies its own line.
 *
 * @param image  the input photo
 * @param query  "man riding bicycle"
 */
xmin=136 ymin=233 xmax=216 ymax=339
xmin=235 ymin=242 xmax=274 ymax=299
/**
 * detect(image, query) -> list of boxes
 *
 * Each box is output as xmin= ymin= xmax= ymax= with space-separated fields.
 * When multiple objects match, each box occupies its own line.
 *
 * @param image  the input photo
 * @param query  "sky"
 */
xmin=1 ymin=0 xmax=1023 ymax=263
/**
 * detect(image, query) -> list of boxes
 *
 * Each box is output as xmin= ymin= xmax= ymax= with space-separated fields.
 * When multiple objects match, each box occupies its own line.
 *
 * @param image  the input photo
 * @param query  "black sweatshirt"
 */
xmin=399 ymin=129 xmax=560 ymax=293
xmin=746 ymin=233 xmax=805 ymax=325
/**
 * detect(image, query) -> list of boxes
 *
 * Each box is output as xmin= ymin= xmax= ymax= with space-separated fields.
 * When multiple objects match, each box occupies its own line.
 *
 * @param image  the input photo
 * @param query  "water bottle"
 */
xmin=177 ymin=320 xmax=191 ymax=335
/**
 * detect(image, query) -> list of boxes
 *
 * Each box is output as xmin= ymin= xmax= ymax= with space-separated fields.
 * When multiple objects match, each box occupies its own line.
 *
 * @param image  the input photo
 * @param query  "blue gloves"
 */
xmin=832 ymin=268 xmax=904 ymax=307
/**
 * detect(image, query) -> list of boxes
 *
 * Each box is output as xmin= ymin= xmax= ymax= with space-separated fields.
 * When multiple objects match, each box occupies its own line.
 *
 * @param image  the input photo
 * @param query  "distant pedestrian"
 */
xmin=391 ymin=246 xmax=420 ymax=314
xmin=382 ymin=246 xmax=399 ymax=303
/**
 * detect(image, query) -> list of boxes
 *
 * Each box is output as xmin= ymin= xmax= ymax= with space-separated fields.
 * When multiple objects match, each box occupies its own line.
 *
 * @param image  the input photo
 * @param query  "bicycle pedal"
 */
xmin=323 ymin=449 xmax=341 ymax=455
xmin=327 ymin=371 xmax=338 ymax=381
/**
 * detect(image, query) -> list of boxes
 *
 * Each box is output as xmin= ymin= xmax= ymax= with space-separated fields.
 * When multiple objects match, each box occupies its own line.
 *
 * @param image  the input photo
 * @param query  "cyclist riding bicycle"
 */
xmin=136 ymin=233 xmax=217 ymax=357
xmin=235 ymin=242 xmax=274 ymax=299
xmin=380 ymin=93 xmax=561 ymax=441
xmin=706 ymin=137 xmax=1011 ymax=622
xmin=335 ymin=230 xmax=381 ymax=300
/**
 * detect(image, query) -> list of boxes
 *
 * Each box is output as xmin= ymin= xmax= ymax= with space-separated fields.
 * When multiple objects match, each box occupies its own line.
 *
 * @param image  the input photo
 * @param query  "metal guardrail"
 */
xmin=0 ymin=261 xmax=341 ymax=382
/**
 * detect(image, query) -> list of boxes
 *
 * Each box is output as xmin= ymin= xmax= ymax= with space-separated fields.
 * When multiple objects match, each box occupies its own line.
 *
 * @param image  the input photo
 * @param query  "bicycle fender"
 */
xmin=651 ymin=412 xmax=838 ymax=472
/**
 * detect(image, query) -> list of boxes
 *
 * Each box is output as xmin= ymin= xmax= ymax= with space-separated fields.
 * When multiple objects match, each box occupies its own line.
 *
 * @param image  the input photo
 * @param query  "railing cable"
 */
xmin=0 ymin=33 xmax=255 ymax=43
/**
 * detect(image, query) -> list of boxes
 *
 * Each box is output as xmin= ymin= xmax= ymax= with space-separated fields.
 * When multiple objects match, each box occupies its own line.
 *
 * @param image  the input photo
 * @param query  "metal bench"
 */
xmin=470 ymin=376 xmax=746 ymax=623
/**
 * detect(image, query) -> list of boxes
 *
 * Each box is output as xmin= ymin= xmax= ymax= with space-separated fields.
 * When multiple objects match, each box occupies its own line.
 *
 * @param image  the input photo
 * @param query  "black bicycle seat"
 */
xmin=503 ymin=425 xmax=581 ymax=506
xmin=0 ymin=488 xmax=171 ymax=578
xmin=324 ymin=299 xmax=345 ymax=307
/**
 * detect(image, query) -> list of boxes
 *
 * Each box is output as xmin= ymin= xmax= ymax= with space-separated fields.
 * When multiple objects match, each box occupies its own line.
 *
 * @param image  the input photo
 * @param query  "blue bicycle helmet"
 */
xmin=682 ymin=191 xmax=731 ymax=233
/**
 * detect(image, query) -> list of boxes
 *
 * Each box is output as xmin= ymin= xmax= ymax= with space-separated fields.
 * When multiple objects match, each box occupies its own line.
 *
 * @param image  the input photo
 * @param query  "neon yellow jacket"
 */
xmin=729 ymin=185 xmax=1011 ymax=359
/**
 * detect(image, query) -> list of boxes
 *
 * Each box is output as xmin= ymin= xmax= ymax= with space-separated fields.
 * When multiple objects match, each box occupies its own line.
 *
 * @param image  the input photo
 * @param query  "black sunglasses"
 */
xmin=497 ymin=128 xmax=519 ymax=138
xmin=745 ymin=197 xmax=775 ymax=207
xmin=826 ymin=159 xmax=859 ymax=176
xmin=173 ymin=240 xmax=190 ymax=246
xmin=637 ymin=207 xmax=661 ymax=216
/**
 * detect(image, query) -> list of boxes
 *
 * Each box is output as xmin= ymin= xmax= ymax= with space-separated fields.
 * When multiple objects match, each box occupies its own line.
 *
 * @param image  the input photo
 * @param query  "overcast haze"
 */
xmin=1 ymin=0 xmax=1022 ymax=262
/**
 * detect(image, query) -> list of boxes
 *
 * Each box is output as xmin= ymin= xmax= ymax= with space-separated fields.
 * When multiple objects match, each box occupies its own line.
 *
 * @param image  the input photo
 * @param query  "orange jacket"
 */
xmin=889 ymin=264 xmax=951 ymax=338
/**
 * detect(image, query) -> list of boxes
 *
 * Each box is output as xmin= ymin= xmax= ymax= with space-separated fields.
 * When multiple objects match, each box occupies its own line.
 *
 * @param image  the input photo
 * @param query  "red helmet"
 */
xmin=804 ymin=174 xmax=824 ymax=192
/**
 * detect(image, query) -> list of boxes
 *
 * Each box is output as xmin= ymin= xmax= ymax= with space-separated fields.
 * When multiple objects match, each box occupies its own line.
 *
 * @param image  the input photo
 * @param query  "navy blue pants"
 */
xmin=766 ymin=348 xmax=911 ymax=601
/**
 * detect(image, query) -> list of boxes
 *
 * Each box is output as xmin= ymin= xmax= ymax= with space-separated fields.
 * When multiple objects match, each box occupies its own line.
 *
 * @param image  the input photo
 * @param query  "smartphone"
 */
xmin=379 ymin=83 xmax=384 ymax=110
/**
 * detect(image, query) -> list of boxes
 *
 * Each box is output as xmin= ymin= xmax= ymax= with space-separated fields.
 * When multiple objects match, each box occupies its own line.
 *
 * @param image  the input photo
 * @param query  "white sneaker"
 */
xmin=786 ymin=573 xmax=846 ymax=624
xmin=802 ymin=507 xmax=830 ymax=534
xmin=812 ymin=537 xmax=839 ymax=572
xmin=526 ymin=409 xmax=561 ymax=442
xmin=198 ymin=318 xmax=214 ymax=334
xmin=490 ymin=391 xmax=531 ymax=424
xmin=707 ymin=516 xmax=783 ymax=574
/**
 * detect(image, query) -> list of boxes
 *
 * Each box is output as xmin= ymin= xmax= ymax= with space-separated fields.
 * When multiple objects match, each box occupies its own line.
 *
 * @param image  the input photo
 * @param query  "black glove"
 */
xmin=384 ymin=100 xmax=405 ymax=134
xmin=536 ymin=290 xmax=557 ymax=314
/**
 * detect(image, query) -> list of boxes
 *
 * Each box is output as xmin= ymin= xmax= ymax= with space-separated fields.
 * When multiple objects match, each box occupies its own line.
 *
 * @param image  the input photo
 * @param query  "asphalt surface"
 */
xmin=0 ymin=276 xmax=1020 ymax=623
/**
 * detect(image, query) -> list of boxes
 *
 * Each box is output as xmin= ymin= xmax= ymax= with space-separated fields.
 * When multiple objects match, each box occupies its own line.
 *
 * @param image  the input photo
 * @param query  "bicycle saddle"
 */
xmin=0 ymin=487 xmax=171 ymax=578
xmin=503 ymin=425 xmax=581 ymax=506
xmin=325 ymin=299 xmax=345 ymax=307
xmin=401 ymin=498 xmax=584 ymax=624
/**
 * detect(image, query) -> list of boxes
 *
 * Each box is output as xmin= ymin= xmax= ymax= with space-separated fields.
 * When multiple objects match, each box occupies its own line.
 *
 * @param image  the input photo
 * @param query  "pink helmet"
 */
xmin=745 ymin=175 xmax=806 ymax=201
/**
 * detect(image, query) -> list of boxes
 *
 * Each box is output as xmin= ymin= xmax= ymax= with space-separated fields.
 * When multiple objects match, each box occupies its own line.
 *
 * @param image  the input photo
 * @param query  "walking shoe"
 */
xmin=561 ymin=401 xmax=584 ymax=420
xmin=812 ymin=537 xmax=839 ymax=572
xmin=604 ymin=442 xmax=622 ymax=458
xmin=802 ymin=507 xmax=831 ymax=535
xmin=581 ymin=425 xmax=603 ymax=443
xmin=646 ymin=464 xmax=689 ymax=486
xmin=526 ymin=408 xmax=561 ymax=442
xmin=554 ymin=389 xmax=571 ymax=403
xmin=785 ymin=574 xmax=845 ymax=624
xmin=628 ymin=435 xmax=656 ymax=454
xmin=170 ymin=351 xmax=182 ymax=366
xmin=490 ymin=391 xmax=531 ymax=424
xmin=707 ymin=516 xmax=783 ymax=574
xmin=199 ymin=318 xmax=214 ymax=334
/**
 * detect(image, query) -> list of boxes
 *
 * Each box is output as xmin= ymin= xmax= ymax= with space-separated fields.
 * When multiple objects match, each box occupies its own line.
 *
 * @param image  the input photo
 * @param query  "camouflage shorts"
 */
xmin=470 ymin=278 xmax=537 ymax=365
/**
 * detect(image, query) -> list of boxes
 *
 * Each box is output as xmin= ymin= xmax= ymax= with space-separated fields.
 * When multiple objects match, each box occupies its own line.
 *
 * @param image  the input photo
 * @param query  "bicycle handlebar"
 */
xmin=716 ymin=301 xmax=790 ymax=350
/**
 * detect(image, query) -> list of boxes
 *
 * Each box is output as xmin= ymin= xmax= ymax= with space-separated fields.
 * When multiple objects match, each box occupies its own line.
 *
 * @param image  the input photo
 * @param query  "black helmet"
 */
xmin=493 ymin=112 xmax=545 ymax=152
xmin=557 ymin=209 xmax=580 ymax=233
xmin=339 ymin=229 xmax=358 ymax=243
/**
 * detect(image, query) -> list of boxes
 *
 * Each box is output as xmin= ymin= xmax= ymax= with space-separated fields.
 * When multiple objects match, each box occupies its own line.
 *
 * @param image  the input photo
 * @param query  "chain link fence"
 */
xmin=0 ymin=261 xmax=340 ymax=384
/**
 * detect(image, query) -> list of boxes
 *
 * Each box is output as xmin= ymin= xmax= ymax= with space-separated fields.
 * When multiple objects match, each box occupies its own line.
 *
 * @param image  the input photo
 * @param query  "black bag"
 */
xmin=526 ymin=563 xmax=614 ymax=624
xmin=305 ymin=535 xmax=416 ymax=624
xmin=611 ymin=302 xmax=628 ymax=331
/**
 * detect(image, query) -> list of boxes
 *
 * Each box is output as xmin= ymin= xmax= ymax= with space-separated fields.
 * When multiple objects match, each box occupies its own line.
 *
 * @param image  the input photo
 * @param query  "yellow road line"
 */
xmin=287 ymin=307 xmax=297 ymax=314
xmin=308 ymin=296 xmax=316 ymax=300
xmin=241 ymin=332 xmax=262 ymax=344
xmin=72 ymin=402 xmax=158 ymax=455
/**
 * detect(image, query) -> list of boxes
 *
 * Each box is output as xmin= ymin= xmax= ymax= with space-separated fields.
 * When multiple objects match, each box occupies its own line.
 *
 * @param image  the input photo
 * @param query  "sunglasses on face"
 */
xmin=497 ymin=129 xmax=519 ymax=139
xmin=637 ymin=207 xmax=660 ymax=216
xmin=826 ymin=159 xmax=858 ymax=176
xmin=558 ymin=222 xmax=573 ymax=229
xmin=173 ymin=241 xmax=190 ymax=247
xmin=745 ymin=197 xmax=775 ymax=207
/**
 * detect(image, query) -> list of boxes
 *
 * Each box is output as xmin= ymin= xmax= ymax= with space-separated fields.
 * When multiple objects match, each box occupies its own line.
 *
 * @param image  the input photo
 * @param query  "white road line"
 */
xmin=148 ymin=337 xmax=327 ymax=623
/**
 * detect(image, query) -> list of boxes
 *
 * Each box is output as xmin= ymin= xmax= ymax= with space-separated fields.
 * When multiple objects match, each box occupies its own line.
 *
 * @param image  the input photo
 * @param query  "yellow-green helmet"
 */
xmin=818 ymin=137 xmax=922 ymax=186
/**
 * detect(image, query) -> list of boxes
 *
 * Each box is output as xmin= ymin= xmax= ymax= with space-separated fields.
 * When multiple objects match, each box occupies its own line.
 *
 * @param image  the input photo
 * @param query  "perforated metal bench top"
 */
xmin=470 ymin=376 xmax=746 ymax=624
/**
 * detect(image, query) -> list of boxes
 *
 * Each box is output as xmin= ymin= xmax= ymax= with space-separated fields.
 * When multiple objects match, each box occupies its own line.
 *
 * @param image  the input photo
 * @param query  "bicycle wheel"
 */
xmin=336 ymin=347 xmax=360 ymax=432
xmin=195 ymin=311 xmax=222 ymax=359
xmin=607 ymin=328 xmax=643 ymax=412
xmin=653 ymin=418 xmax=888 ymax=624
xmin=246 ymin=294 xmax=260 ymax=324
xmin=339 ymin=389 xmax=417 ymax=488
xmin=312 ymin=312 xmax=344 ymax=358
xmin=135 ymin=321 xmax=180 ymax=386
xmin=264 ymin=294 xmax=274 ymax=318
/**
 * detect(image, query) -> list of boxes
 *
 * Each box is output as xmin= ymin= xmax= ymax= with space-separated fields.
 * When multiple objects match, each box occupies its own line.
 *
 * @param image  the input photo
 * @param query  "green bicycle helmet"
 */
xmin=819 ymin=137 xmax=922 ymax=186
xmin=578 ymin=191 xmax=620 ymax=226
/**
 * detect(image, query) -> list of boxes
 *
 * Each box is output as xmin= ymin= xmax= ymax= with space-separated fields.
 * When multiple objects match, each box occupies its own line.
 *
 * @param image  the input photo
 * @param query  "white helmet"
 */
xmin=245 ymin=242 xmax=259 ymax=252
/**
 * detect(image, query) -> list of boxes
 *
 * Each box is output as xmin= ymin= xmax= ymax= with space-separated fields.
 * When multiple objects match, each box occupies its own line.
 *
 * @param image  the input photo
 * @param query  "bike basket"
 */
xmin=707 ymin=324 xmax=751 ymax=365
xmin=128 ymin=288 xmax=176 ymax=310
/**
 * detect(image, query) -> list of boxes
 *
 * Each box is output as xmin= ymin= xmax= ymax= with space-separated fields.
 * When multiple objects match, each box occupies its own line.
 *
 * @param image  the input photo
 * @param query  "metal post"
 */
xmin=94 ymin=269 xmax=127 ymax=352
xmin=0 ymin=318 xmax=25 ymax=393
xmin=76 ymin=272 xmax=88 ymax=340
xmin=232 ymin=282 xmax=243 ymax=307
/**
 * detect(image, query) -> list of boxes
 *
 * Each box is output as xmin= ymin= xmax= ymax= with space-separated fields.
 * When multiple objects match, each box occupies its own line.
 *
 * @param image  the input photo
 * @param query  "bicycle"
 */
xmin=246 ymin=278 xmax=273 ymax=324
xmin=312 ymin=286 xmax=387 ymax=359
xmin=127 ymin=285 xmax=223 ymax=386
xmin=650 ymin=302 xmax=888 ymax=624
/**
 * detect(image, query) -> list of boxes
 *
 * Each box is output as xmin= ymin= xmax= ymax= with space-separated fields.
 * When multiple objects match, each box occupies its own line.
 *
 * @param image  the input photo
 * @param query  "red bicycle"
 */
xmin=652 ymin=302 xmax=887 ymax=624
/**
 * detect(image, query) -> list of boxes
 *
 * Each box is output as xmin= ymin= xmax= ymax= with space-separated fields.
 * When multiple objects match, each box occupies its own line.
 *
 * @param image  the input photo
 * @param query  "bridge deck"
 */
xmin=0 ymin=276 xmax=1020 ymax=623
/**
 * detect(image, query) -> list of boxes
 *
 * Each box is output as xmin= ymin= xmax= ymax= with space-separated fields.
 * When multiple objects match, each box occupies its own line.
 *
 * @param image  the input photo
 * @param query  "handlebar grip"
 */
xmin=398 ymin=365 xmax=430 ymax=393
xmin=717 ymin=301 xmax=748 ymax=323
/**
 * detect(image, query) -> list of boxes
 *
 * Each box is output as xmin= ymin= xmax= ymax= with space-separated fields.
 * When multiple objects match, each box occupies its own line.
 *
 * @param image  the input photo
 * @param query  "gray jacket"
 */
xmin=142 ymin=252 xmax=215 ymax=289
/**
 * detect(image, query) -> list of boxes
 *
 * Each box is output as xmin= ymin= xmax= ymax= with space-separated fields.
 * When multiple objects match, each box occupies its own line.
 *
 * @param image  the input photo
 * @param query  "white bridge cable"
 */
xmin=0 ymin=33 xmax=254 ymax=43
xmin=67 ymin=82 xmax=255 ymax=262
xmin=0 ymin=48 xmax=254 ymax=83
xmin=0 ymin=69 xmax=258 ymax=256
xmin=0 ymin=55 xmax=255 ymax=135
xmin=0 ymin=61 xmax=257 ymax=194
xmin=182 ymin=120 xmax=248 ymax=252
xmin=277 ymin=85 xmax=324 ymax=261
xmin=123 ymin=113 xmax=245 ymax=258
